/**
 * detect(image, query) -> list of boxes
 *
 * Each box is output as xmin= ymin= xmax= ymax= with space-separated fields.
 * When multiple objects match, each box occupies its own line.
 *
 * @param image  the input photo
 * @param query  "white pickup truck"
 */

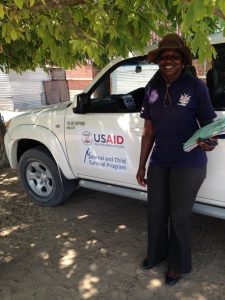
xmin=4 ymin=35 xmax=225 ymax=220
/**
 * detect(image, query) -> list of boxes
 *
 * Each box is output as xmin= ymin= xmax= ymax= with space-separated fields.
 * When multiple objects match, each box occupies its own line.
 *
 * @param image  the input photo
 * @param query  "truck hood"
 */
xmin=8 ymin=101 xmax=71 ymax=133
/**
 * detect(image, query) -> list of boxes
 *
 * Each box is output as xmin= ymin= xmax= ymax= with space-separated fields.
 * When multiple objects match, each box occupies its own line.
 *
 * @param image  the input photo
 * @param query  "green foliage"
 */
xmin=14 ymin=0 xmax=24 ymax=9
xmin=174 ymin=0 xmax=225 ymax=63
xmin=0 ymin=0 xmax=224 ymax=72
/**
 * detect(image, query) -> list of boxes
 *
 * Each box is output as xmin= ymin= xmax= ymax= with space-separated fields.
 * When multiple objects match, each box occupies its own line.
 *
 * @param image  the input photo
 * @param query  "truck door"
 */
xmin=197 ymin=43 xmax=225 ymax=207
xmin=65 ymin=57 xmax=158 ymax=189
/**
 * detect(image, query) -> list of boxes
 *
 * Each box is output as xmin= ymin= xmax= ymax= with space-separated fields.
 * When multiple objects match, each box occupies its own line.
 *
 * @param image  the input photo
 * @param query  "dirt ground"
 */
xmin=0 ymin=168 xmax=225 ymax=300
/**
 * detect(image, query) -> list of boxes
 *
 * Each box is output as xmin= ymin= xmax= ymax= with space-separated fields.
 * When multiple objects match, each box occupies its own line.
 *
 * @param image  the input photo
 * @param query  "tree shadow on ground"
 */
xmin=0 ymin=168 xmax=225 ymax=300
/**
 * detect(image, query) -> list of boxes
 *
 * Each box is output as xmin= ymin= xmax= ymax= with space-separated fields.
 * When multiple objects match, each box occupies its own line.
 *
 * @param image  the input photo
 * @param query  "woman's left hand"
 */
xmin=197 ymin=137 xmax=218 ymax=151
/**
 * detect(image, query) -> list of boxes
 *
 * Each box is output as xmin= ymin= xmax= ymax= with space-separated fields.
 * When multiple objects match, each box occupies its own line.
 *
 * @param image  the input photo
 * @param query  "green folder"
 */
xmin=183 ymin=117 xmax=225 ymax=152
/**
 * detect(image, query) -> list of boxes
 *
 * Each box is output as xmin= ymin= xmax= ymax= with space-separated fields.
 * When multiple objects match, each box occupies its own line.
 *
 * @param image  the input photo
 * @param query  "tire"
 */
xmin=18 ymin=146 xmax=78 ymax=207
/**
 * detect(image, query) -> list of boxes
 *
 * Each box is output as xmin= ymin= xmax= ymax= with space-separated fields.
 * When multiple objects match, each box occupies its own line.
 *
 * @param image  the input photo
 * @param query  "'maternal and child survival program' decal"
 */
xmin=81 ymin=131 xmax=127 ymax=171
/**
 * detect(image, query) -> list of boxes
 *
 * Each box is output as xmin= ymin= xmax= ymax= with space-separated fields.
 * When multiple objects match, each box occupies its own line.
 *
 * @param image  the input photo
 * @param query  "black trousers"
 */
xmin=146 ymin=165 xmax=207 ymax=273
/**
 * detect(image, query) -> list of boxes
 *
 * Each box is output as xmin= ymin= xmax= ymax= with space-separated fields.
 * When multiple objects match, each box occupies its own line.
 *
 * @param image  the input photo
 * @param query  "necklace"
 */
xmin=164 ymin=83 xmax=172 ymax=107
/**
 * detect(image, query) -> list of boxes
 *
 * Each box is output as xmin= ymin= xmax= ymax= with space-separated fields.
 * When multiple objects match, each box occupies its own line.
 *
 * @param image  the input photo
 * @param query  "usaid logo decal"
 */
xmin=82 ymin=131 xmax=92 ymax=146
xmin=81 ymin=132 xmax=124 ymax=147
xmin=94 ymin=134 xmax=124 ymax=145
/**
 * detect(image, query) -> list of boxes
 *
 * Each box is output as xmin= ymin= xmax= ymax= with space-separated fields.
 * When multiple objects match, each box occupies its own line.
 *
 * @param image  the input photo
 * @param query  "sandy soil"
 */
xmin=0 ymin=167 xmax=225 ymax=300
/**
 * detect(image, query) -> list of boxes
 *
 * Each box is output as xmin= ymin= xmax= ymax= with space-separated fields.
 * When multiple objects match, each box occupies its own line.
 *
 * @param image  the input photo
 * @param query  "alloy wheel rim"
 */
xmin=26 ymin=161 xmax=53 ymax=197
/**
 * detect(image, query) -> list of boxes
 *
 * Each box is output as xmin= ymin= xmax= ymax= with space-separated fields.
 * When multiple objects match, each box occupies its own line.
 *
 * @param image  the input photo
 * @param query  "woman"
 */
xmin=136 ymin=33 xmax=217 ymax=286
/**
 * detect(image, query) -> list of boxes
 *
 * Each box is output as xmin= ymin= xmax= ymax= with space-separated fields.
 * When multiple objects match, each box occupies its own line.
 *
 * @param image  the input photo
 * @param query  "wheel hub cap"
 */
xmin=26 ymin=161 xmax=53 ymax=197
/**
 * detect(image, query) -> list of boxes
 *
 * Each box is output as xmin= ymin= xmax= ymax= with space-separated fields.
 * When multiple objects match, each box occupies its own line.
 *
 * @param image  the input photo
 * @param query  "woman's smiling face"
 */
xmin=158 ymin=49 xmax=184 ymax=82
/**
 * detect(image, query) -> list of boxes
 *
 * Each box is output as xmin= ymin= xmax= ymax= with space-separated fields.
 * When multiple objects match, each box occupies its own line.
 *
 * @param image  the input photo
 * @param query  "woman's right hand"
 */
xmin=136 ymin=167 xmax=146 ymax=187
xmin=136 ymin=120 xmax=154 ymax=187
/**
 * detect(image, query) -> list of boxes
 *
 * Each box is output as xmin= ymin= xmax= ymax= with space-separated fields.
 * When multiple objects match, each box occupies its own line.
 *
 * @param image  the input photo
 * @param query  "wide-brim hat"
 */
xmin=148 ymin=33 xmax=192 ymax=66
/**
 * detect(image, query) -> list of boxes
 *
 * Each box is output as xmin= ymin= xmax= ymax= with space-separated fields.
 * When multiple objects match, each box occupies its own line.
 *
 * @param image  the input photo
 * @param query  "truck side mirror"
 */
xmin=135 ymin=65 xmax=142 ymax=73
xmin=73 ymin=93 xmax=90 ymax=114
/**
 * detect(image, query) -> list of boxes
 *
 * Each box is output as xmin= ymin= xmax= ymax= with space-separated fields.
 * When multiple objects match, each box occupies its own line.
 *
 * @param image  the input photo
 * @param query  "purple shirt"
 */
xmin=140 ymin=71 xmax=217 ymax=167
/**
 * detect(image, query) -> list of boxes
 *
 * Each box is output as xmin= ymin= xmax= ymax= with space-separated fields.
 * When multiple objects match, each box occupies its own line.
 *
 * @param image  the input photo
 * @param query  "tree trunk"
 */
xmin=0 ymin=114 xmax=9 ymax=168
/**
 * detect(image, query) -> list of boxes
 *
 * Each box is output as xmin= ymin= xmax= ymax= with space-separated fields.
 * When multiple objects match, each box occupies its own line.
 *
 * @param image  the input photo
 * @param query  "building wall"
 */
xmin=66 ymin=64 xmax=97 ymax=100
xmin=0 ymin=68 xmax=50 ymax=112
xmin=0 ymin=65 xmax=95 ymax=111
xmin=0 ymin=72 xmax=13 ymax=111
xmin=9 ymin=68 xmax=50 ymax=111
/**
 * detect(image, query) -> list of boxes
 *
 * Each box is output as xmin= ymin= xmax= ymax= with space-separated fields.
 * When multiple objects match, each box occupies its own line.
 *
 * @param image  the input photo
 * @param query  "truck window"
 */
xmin=90 ymin=60 xmax=158 ymax=113
xmin=206 ymin=43 xmax=225 ymax=111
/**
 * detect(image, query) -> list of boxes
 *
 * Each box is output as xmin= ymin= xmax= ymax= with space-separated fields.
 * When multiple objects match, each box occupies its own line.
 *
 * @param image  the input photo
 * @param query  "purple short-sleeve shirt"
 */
xmin=140 ymin=71 xmax=217 ymax=167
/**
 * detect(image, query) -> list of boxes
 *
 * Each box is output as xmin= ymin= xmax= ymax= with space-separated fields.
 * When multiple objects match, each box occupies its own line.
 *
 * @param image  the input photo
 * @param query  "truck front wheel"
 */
xmin=18 ymin=146 xmax=77 ymax=207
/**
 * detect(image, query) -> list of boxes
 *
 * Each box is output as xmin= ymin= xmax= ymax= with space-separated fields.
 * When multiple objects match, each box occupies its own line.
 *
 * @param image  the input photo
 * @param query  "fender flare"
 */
xmin=8 ymin=125 xmax=76 ymax=179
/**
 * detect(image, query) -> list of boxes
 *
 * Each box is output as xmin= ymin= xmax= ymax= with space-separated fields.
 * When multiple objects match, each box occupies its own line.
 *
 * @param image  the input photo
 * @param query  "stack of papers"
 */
xmin=183 ymin=117 xmax=225 ymax=152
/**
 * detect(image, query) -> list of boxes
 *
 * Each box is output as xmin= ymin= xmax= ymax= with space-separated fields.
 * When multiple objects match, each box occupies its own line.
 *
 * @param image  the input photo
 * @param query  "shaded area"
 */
xmin=0 ymin=116 xmax=9 ymax=168
xmin=0 ymin=168 xmax=225 ymax=300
